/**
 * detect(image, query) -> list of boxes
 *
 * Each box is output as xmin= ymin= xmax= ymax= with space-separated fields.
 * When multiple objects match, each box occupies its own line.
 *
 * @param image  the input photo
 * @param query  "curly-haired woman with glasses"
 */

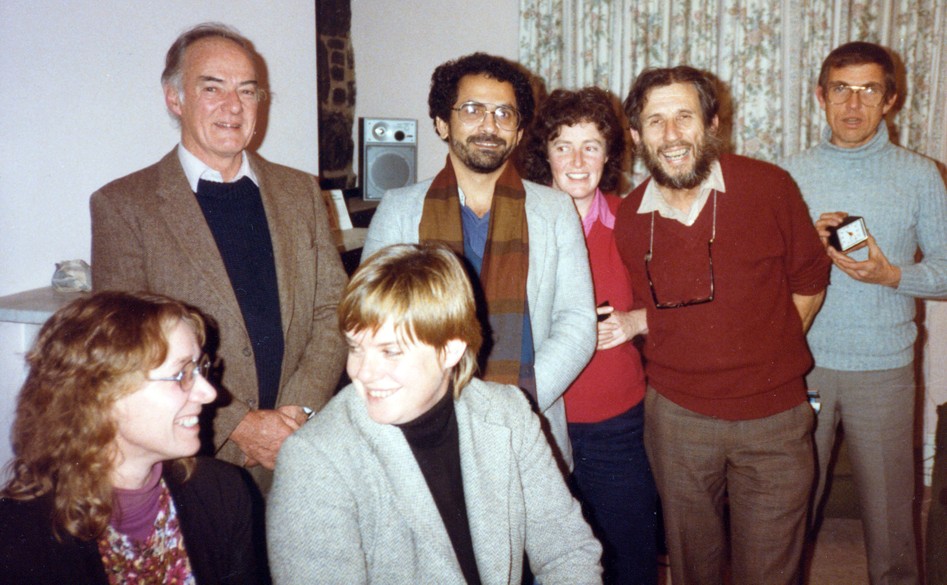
xmin=0 ymin=291 xmax=265 ymax=584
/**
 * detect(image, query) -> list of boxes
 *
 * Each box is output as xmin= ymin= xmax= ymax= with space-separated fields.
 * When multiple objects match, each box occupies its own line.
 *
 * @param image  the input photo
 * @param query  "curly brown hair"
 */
xmin=520 ymin=87 xmax=626 ymax=193
xmin=428 ymin=52 xmax=535 ymax=134
xmin=2 ymin=291 xmax=205 ymax=541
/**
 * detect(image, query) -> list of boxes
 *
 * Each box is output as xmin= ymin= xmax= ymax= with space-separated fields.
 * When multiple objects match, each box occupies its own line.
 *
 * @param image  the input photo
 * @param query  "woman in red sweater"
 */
xmin=521 ymin=87 xmax=657 ymax=585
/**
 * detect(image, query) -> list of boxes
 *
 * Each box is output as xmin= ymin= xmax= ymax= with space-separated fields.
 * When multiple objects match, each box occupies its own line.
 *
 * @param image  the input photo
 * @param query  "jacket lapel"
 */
xmin=456 ymin=385 xmax=515 ymax=582
xmin=350 ymin=394 xmax=462 ymax=576
xmin=154 ymin=151 xmax=246 ymax=330
xmin=525 ymin=189 xmax=548 ymax=311
xmin=250 ymin=154 xmax=298 ymax=339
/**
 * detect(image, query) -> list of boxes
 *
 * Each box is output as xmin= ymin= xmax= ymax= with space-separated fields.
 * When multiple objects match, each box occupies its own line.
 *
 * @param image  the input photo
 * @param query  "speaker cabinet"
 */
xmin=359 ymin=118 xmax=418 ymax=200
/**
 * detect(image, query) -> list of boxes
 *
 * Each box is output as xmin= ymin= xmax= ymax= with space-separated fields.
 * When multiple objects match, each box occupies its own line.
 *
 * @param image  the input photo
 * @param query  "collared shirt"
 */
xmin=636 ymin=160 xmax=726 ymax=225
xmin=176 ymin=144 xmax=259 ymax=193
xmin=581 ymin=189 xmax=614 ymax=236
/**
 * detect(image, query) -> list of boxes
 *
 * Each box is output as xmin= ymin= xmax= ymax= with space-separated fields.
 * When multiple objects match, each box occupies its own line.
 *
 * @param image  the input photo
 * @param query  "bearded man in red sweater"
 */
xmin=614 ymin=66 xmax=830 ymax=585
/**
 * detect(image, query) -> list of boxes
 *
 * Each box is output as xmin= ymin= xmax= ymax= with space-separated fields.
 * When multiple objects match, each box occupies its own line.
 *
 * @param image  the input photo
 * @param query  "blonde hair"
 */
xmin=339 ymin=243 xmax=483 ymax=394
xmin=2 ymin=291 xmax=205 ymax=541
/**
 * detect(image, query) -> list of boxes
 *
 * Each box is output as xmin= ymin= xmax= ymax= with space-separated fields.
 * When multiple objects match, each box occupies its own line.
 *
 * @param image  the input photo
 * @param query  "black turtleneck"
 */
xmin=398 ymin=390 xmax=482 ymax=585
xmin=195 ymin=177 xmax=284 ymax=410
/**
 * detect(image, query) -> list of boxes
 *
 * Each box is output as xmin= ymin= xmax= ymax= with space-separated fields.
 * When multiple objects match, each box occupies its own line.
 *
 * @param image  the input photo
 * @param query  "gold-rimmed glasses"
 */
xmin=824 ymin=82 xmax=886 ymax=106
xmin=451 ymin=101 xmax=521 ymax=130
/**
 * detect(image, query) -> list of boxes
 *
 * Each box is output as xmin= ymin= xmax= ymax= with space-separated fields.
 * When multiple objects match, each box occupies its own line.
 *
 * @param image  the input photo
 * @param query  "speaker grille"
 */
xmin=369 ymin=151 xmax=412 ymax=192
xmin=360 ymin=118 xmax=417 ymax=200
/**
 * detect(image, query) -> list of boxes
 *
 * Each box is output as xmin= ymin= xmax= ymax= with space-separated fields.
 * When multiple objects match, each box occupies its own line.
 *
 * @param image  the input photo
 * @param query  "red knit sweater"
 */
xmin=564 ymin=194 xmax=646 ymax=423
xmin=614 ymin=154 xmax=830 ymax=420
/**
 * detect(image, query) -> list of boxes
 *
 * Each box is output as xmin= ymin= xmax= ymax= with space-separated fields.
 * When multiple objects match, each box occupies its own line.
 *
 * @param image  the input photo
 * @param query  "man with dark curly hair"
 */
xmin=362 ymin=53 xmax=596 ymax=471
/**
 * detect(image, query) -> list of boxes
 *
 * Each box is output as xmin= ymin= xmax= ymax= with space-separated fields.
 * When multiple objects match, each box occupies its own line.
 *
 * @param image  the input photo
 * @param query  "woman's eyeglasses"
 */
xmin=148 ymin=355 xmax=212 ymax=391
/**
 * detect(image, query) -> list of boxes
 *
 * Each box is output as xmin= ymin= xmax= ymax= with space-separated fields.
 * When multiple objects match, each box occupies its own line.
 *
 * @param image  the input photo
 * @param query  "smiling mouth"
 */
xmin=565 ymin=172 xmax=590 ymax=180
xmin=176 ymin=416 xmax=200 ymax=429
xmin=469 ymin=135 xmax=505 ymax=149
xmin=661 ymin=146 xmax=690 ymax=162
xmin=367 ymin=388 xmax=398 ymax=399
xmin=215 ymin=122 xmax=242 ymax=130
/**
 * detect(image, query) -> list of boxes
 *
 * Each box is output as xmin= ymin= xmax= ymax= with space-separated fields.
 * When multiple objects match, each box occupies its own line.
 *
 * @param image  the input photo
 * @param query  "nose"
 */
xmin=190 ymin=375 xmax=217 ymax=405
xmin=844 ymin=90 xmax=863 ymax=109
xmin=664 ymin=119 xmax=681 ymax=142
xmin=222 ymin=89 xmax=243 ymax=113
xmin=348 ymin=351 xmax=379 ymax=385
xmin=479 ymin=110 xmax=499 ymax=133
xmin=571 ymin=149 xmax=584 ymax=168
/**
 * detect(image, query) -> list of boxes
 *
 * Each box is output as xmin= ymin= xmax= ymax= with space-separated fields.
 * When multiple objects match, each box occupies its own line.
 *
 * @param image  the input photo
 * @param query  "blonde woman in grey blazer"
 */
xmin=268 ymin=244 xmax=602 ymax=584
xmin=361 ymin=178 xmax=597 ymax=470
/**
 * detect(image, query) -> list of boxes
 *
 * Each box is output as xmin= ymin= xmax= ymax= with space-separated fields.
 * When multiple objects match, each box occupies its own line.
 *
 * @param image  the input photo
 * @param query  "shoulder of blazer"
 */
xmin=459 ymin=379 xmax=532 ymax=427
xmin=93 ymin=149 xmax=184 ymax=207
xmin=524 ymin=180 xmax=574 ymax=216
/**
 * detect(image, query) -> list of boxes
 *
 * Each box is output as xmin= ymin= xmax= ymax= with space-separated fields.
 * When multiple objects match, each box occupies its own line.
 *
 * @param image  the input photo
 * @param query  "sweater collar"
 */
xmin=819 ymin=122 xmax=890 ymax=158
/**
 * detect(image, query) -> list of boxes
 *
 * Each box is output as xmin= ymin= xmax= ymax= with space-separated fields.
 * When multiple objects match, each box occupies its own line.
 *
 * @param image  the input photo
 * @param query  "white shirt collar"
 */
xmin=176 ymin=144 xmax=258 ymax=193
xmin=636 ymin=159 xmax=725 ymax=226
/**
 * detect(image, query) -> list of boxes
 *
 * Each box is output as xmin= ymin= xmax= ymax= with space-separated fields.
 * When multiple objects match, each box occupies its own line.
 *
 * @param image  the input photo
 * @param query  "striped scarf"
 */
xmin=419 ymin=157 xmax=536 ymax=401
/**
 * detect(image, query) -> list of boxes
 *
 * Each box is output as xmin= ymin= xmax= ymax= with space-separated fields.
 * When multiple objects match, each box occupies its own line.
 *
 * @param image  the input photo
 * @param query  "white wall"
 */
xmin=0 ymin=0 xmax=319 ymax=297
xmin=351 ymin=0 xmax=520 ymax=182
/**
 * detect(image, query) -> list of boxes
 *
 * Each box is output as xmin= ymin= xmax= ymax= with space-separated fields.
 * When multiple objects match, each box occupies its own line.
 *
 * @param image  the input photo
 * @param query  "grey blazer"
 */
xmin=267 ymin=379 xmax=603 ymax=584
xmin=361 ymin=178 xmax=596 ymax=467
xmin=91 ymin=149 xmax=348 ymax=482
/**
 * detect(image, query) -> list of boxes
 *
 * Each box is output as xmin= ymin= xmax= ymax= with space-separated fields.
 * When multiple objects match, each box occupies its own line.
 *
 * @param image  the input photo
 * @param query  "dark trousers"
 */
xmin=929 ymin=402 xmax=947 ymax=585
xmin=569 ymin=401 xmax=658 ymax=585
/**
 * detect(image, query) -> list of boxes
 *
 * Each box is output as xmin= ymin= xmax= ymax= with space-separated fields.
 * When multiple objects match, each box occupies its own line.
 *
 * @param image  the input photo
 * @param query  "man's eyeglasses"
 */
xmin=825 ymin=82 xmax=886 ymax=107
xmin=644 ymin=191 xmax=717 ymax=309
xmin=148 ymin=355 xmax=212 ymax=391
xmin=451 ymin=101 xmax=520 ymax=131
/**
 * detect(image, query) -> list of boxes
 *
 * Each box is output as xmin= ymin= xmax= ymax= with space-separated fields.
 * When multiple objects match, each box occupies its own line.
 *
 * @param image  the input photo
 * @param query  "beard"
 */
xmin=450 ymin=133 xmax=514 ymax=174
xmin=640 ymin=130 xmax=722 ymax=190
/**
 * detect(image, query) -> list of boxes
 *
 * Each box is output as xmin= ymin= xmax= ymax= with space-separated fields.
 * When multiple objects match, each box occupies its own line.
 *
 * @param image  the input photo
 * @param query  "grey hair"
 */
xmin=161 ymin=22 xmax=265 ymax=117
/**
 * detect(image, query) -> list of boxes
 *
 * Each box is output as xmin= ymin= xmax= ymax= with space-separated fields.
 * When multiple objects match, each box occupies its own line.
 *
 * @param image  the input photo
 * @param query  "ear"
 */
xmin=815 ymin=85 xmax=828 ymax=110
xmin=441 ymin=339 xmax=467 ymax=370
xmin=710 ymin=115 xmax=720 ymax=133
xmin=629 ymin=128 xmax=641 ymax=147
xmin=881 ymin=92 xmax=898 ymax=116
xmin=435 ymin=117 xmax=450 ymax=141
xmin=164 ymin=84 xmax=184 ymax=117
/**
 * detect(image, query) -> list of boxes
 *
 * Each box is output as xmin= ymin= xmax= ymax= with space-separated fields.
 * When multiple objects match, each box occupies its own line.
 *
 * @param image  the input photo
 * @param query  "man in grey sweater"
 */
xmin=781 ymin=41 xmax=947 ymax=585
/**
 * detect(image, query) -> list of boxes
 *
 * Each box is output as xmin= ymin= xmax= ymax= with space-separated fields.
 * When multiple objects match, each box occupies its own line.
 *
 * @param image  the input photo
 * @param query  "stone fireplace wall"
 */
xmin=317 ymin=0 xmax=356 ymax=189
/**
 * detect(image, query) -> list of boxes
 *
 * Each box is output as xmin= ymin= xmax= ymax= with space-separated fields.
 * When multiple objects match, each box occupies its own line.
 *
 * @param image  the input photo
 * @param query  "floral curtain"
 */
xmin=519 ymin=0 xmax=947 ymax=168
xmin=520 ymin=0 xmax=947 ymax=480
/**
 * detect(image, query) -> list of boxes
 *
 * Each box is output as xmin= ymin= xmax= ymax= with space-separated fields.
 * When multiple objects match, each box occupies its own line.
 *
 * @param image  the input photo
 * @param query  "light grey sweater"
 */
xmin=781 ymin=124 xmax=947 ymax=370
xmin=267 ymin=379 xmax=603 ymax=584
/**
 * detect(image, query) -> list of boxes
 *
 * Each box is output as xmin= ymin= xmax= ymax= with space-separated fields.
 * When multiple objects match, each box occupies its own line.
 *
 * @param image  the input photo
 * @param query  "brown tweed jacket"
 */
xmin=90 ymin=149 xmax=347 ymax=481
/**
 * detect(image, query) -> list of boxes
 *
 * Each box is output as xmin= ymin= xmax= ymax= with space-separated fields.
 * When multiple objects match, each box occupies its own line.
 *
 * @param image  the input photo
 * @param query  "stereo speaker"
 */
xmin=359 ymin=118 xmax=418 ymax=200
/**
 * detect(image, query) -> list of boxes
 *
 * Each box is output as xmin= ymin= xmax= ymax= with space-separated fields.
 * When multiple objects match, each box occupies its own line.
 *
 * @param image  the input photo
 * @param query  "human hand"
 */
xmin=814 ymin=211 xmax=848 ymax=249
xmin=229 ymin=408 xmax=302 ymax=470
xmin=827 ymin=233 xmax=901 ymax=287
xmin=277 ymin=404 xmax=311 ymax=426
xmin=596 ymin=307 xmax=647 ymax=350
